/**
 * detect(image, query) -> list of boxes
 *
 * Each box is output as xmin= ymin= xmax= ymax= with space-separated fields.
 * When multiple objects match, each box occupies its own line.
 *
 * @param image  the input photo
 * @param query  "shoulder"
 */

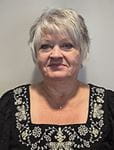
xmin=0 ymin=84 xmax=30 ymax=99
xmin=89 ymin=83 xmax=114 ymax=94
xmin=89 ymin=83 xmax=107 ymax=97
xmin=89 ymin=83 xmax=114 ymax=109
xmin=0 ymin=84 xmax=30 ymax=111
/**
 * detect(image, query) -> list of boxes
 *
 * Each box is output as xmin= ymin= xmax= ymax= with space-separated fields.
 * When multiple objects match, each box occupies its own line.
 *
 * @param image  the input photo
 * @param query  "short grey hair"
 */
xmin=28 ymin=8 xmax=90 ymax=64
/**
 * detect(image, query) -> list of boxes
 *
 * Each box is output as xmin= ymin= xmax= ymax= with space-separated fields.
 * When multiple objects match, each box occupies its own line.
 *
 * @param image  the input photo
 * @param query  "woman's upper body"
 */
xmin=0 ymin=83 xmax=114 ymax=150
xmin=0 ymin=8 xmax=114 ymax=150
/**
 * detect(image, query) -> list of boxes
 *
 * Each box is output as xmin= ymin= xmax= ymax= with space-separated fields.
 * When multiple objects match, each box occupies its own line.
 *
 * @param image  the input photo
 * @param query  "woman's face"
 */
xmin=36 ymin=34 xmax=82 ymax=81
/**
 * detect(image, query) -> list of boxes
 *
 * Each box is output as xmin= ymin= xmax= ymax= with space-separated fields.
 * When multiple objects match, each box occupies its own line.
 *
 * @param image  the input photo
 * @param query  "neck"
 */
xmin=40 ymin=78 xmax=80 ymax=109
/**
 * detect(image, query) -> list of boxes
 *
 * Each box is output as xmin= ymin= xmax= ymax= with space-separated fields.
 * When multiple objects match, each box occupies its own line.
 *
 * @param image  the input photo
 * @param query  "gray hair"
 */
xmin=28 ymin=8 xmax=90 ymax=64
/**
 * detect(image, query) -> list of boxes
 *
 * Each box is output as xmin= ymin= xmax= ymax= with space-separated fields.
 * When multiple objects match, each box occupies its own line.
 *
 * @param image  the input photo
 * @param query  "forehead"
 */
xmin=40 ymin=33 xmax=72 ymax=42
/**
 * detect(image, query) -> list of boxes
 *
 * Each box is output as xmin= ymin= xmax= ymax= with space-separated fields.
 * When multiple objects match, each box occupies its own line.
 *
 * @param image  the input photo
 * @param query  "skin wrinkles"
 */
xmin=36 ymin=34 xmax=82 ymax=81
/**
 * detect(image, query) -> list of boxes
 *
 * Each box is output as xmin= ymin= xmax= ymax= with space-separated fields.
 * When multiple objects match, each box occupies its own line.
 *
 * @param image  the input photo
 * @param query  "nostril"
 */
xmin=49 ymin=57 xmax=63 ymax=64
xmin=50 ymin=57 xmax=62 ymax=61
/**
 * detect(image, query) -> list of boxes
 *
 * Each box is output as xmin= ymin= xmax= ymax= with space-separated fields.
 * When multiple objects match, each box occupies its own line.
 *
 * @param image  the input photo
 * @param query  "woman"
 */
xmin=0 ymin=8 xmax=114 ymax=150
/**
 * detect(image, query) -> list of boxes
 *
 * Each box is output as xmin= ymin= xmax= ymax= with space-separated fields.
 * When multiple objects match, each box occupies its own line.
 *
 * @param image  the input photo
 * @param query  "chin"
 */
xmin=47 ymin=76 xmax=68 ymax=81
xmin=43 ymin=72 xmax=73 ymax=81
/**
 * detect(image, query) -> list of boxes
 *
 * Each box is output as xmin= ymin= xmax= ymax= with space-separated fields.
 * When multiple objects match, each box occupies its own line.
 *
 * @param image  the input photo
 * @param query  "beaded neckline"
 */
xmin=14 ymin=84 xmax=105 ymax=149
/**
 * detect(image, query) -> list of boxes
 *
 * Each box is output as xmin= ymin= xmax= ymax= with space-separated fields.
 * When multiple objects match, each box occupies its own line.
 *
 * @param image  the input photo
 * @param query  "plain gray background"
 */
xmin=0 ymin=0 xmax=114 ymax=95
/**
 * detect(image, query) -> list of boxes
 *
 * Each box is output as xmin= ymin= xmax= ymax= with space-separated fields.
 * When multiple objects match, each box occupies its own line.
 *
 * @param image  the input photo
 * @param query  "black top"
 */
xmin=0 ymin=84 xmax=114 ymax=150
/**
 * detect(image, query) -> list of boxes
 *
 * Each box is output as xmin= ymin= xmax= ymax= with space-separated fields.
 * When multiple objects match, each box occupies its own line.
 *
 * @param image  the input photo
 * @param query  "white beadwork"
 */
xmin=14 ymin=85 xmax=105 ymax=150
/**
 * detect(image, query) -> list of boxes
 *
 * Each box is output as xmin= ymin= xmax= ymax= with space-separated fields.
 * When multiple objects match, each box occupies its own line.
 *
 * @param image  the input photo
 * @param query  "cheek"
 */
xmin=71 ymin=54 xmax=82 ymax=66
xmin=36 ymin=54 xmax=48 ymax=71
xmin=71 ymin=56 xmax=81 ymax=75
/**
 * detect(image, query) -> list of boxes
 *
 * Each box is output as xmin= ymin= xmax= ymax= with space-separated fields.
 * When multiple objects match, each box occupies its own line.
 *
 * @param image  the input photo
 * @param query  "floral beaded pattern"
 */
xmin=14 ymin=84 xmax=105 ymax=150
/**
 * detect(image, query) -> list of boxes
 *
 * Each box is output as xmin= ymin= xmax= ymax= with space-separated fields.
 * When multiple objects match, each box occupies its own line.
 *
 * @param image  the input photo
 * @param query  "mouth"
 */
xmin=47 ymin=64 xmax=68 ymax=70
xmin=48 ymin=64 xmax=67 ymax=67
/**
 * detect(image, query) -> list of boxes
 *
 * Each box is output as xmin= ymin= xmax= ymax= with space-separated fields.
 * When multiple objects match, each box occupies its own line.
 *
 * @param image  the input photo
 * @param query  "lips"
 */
xmin=48 ymin=64 xmax=67 ymax=67
xmin=47 ymin=63 xmax=68 ymax=70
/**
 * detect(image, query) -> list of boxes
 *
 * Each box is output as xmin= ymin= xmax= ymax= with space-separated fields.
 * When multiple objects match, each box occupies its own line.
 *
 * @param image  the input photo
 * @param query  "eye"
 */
xmin=39 ymin=44 xmax=52 ymax=49
xmin=60 ymin=43 xmax=74 ymax=50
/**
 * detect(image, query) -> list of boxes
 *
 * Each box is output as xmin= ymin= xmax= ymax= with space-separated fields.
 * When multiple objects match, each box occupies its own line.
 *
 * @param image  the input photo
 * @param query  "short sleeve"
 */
xmin=0 ymin=90 xmax=14 ymax=149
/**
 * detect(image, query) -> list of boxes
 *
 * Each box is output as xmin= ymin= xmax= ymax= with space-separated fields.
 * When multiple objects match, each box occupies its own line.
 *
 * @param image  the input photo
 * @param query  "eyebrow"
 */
xmin=40 ymin=38 xmax=73 ymax=43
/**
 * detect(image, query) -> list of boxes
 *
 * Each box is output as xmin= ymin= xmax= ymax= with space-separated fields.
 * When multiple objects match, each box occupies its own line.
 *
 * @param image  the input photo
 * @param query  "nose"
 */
xmin=50 ymin=45 xmax=63 ymax=58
